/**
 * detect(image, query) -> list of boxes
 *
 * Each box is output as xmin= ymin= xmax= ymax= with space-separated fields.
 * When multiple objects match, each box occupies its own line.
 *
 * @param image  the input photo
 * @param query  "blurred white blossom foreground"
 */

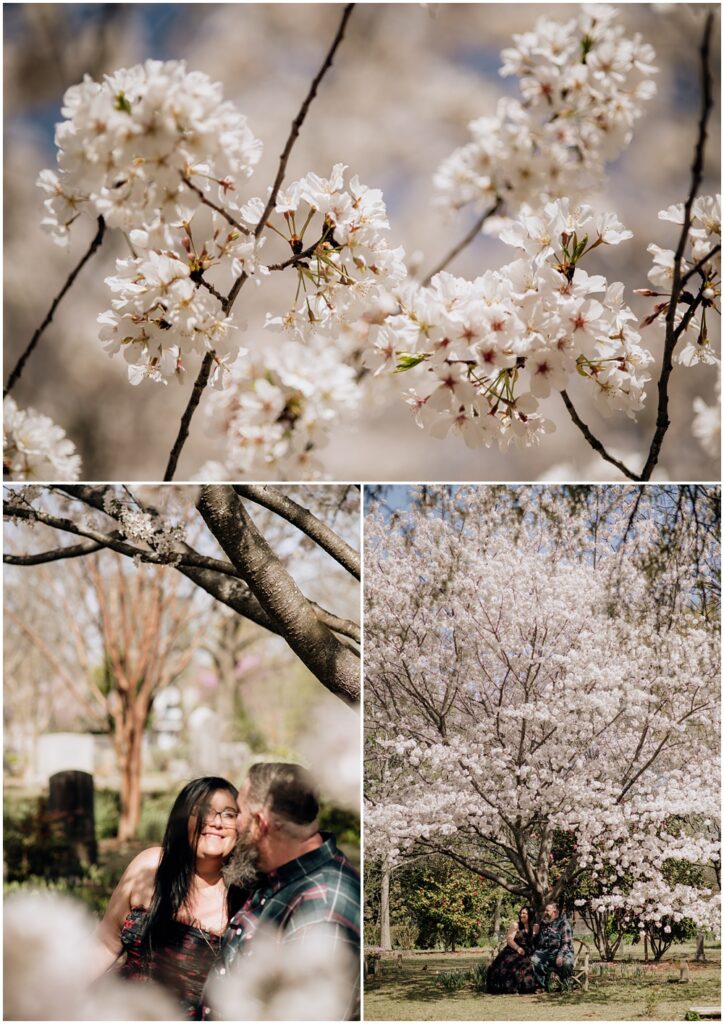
xmin=4 ymin=891 xmax=178 ymax=1020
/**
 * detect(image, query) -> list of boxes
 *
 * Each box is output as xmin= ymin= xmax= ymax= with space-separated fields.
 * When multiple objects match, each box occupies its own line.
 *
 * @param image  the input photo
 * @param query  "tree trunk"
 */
xmin=492 ymin=892 xmax=503 ymax=943
xmin=380 ymin=864 xmax=392 ymax=950
xmin=116 ymin=710 xmax=145 ymax=841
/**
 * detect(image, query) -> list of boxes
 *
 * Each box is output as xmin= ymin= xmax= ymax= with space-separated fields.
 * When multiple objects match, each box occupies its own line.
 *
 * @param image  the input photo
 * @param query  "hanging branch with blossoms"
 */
xmin=365 ymin=7 xmax=719 ymax=480
xmin=2 ymin=5 xmax=720 ymax=482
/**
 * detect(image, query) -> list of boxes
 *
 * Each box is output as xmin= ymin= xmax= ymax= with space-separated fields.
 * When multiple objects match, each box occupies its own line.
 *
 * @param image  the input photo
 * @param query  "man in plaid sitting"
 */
xmin=200 ymin=762 xmax=360 ymax=1020
xmin=530 ymin=901 xmax=574 ymax=990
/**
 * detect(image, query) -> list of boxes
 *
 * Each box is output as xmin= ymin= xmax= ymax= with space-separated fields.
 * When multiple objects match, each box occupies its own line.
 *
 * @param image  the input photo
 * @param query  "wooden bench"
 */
xmin=546 ymin=939 xmax=590 ymax=993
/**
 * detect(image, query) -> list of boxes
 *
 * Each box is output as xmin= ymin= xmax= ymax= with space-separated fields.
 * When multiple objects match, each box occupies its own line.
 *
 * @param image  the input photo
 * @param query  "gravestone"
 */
xmin=47 ymin=769 xmax=97 ymax=869
xmin=36 ymin=733 xmax=94 ymax=784
xmin=188 ymin=706 xmax=220 ymax=774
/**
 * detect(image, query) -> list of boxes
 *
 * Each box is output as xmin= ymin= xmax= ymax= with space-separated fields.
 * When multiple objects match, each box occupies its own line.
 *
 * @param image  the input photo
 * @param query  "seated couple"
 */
xmin=486 ymin=902 xmax=573 ymax=995
xmin=95 ymin=763 xmax=360 ymax=1020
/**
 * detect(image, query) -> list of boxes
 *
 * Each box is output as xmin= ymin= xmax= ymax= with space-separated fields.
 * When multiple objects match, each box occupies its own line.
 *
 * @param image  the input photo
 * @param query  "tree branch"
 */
xmin=639 ymin=12 xmax=714 ymax=481
xmin=559 ymin=390 xmax=641 ymax=481
xmin=181 ymin=175 xmax=251 ymax=235
xmin=163 ymin=350 xmax=215 ymax=481
xmin=4 ymin=539 xmax=104 ymax=565
xmin=233 ymin=483 xmax=360 ymax=579
xmin=4 ymin=216 xmax=106 ymax=398
xmin=421 ymin=197 xmax=502 ymax=287
xmin=163 ymin=5 xmax=355 ymax=477
xmin=197 ymin=485 xmax=359 ymax=703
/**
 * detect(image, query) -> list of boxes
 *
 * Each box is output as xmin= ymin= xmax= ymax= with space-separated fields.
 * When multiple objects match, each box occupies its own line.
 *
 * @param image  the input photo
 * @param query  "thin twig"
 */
xmin=680 ymin=242 xmax=720 ymax=289
xmin=560 ymin=391 xmax=640 ymax=481
xmin=639 ymin=12 xmax=714 ymax=481
xmin=421 ymin=197 xmax=502 ymax=287
xmin=254 ymin=3 xmax=355 ymax=242
xmin=224 ymin=2 xmax=355 ymax=314
xmin=161 ymin=4 xmax=356 ymax=477
xmin=196 ymin=276 xmax=227 ymax=305
xmin=163 ymin=351 xmax=215 ymax=481
xmin=265 ymin=228 xmax=333 ymax=272
xmin=4 ymin=216 xmax=106 ymax=398
xmin=181 ymin=175 xmax=251 ymax=235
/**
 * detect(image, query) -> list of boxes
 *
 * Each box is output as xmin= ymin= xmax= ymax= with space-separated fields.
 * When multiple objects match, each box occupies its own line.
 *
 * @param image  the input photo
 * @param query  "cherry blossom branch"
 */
xmin=4 ymin=216 xmax=106 ymax=398
xmin=181 ymin=175 xmax=251 ymax=235
xmin=253 ymin=5 xmax=355 ymax=240
xmin=4 ymin=539 xmax=104 ymax=565
xmin=163 ymin=350 xmax=215 ymax=480
xmin=560 ymin=390 xmax=640 ymax=481
xmin=421 ymin=197 xmax=502 ymax=287
xmin=680 ymin=242 xmax=721 ymax=289
xmin=640 ymin=11 xmax=714 ymax=481
xmin=161 ymin=4 xmax=355 ymax=478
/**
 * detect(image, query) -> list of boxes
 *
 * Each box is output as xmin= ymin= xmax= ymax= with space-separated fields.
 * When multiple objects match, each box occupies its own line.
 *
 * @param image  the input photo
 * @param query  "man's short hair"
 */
xmin=546 ymin=901 xmax=559 ymax=913
xmin=247 ymin=762 xmax=320 ymax=830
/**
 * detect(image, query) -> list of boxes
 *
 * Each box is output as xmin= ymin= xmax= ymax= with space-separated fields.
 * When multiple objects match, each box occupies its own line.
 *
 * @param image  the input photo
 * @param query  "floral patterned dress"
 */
xmin=486 ymin=926 xmax=538 ymax=994
xmin=118 ymin=907 xmax=222 ymax=1019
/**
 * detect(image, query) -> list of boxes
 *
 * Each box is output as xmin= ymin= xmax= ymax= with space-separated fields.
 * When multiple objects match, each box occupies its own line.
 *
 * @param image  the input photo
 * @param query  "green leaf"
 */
xmin=394 ymin=353 xmax=429 ymax=373
xmin=114 ymin=91 xmax=132 ymax=114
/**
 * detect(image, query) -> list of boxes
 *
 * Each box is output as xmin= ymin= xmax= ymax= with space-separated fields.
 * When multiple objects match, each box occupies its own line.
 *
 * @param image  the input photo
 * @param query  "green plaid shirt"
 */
xmin=201 ymin=833 xmax=360 ymax=1019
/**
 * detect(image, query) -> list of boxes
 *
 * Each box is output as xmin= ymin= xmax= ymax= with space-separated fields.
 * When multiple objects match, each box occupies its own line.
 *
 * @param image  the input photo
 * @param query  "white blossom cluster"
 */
xmin=37 ymin=59 xmax=264 ymax=390
xmin=366 ymin=199 xmax=652 ymax=448
xmin=199 ymin=164 xmax=406 ymax=476
xmin=201 ymin=332 xmax=360 ymax=479
xmin=3 ymin=397 xmax=81 ymax=480
xmin=263 ymin=163 xmax=407 ymax=337
xmin=101 ymin=491 xmax=186 ymax=553
xmin=37 ymin=59 xmax=261 ymax=241
xmin=642 ymin=194 xmax=721 ymax=367
xmin=435 ymin=5 xmax=657 ymax=214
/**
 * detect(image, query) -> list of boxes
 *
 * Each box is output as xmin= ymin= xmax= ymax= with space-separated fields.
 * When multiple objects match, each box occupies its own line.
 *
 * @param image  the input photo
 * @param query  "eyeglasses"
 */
xmin=198 ymin=809 xmax=237 ymax=826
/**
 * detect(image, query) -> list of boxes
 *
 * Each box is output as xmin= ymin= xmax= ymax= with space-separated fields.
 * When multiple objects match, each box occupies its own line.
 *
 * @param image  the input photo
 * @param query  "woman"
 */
xmin=96 ymin=777 xmax=244 ymax=1018
xmin=485 ymin=906 xmax=539 ymax=995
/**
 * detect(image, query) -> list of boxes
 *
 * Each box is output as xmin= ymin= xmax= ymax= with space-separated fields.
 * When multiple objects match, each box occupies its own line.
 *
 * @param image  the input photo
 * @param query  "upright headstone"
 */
xmin=695 ymin=931 xmax=707 ymax=962
xmin=47 ymin=770 xmax=97 ymax=870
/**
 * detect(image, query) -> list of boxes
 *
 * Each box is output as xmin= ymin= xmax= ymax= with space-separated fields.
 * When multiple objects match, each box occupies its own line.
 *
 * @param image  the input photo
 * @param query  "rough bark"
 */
xmin=198 ymin=485 xmax=359 ymax=704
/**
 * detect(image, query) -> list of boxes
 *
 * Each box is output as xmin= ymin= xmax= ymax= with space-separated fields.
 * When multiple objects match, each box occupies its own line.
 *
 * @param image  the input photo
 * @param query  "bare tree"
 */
xmin=6 ymin=553 xmax=206 ymax=839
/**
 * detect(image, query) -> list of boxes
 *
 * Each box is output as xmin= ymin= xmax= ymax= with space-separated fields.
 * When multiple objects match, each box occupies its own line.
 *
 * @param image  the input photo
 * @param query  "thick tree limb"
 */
xmin=4 ymin=217 xmax=106 ymax=398
xmin=198 ymin=485 xmax=359 ymax=703
xmin=233 ymin=484 xmax=360 ymax=579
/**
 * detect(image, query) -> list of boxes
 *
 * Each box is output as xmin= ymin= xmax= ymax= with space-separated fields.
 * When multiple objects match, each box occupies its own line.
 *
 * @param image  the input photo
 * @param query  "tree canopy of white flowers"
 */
xmin=364 ymin=486 xmax=720 ymax=933
xmin=3 ymin=4 xmax=719 ymax=481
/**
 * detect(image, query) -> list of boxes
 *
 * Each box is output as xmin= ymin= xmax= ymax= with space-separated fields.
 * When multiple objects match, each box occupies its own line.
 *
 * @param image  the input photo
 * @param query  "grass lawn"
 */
xmin=363 ymin=944 xmax=721 ymax=1021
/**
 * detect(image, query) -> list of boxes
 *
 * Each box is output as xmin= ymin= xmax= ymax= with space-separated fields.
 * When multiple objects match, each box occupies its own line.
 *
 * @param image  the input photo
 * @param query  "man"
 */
xmin=530 ymin=902 xmax=574 ymax=990
xmin=200 ymin=762 xmax=360 ymax=1020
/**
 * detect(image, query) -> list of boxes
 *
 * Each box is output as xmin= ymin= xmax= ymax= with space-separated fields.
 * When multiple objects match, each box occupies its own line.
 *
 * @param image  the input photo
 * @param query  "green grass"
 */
xmin=364 ymin=946 xmax=721 ymax=1021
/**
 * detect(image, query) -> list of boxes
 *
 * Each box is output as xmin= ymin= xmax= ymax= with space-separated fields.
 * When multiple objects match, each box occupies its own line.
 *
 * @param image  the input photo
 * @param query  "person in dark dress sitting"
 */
xmin=486 ymin=906 xmax=539 ymax=994
xmin=95 ymin=777 xmax=245 ymax=1019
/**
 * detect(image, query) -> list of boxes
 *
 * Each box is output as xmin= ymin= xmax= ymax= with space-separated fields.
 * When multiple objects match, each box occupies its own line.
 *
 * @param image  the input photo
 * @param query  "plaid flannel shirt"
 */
xmin=200 ymin=833 xmax=360 ymax=1019
xmin=537 ymin=913 xmax=573 ymax=957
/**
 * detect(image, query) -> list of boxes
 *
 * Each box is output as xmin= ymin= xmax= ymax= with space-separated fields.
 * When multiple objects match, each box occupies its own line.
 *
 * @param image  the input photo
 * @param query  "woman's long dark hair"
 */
xmin=518 ymin=905 xmax=536 ymax=936
xmin=141 ymin=776 xmax=243 ymax=954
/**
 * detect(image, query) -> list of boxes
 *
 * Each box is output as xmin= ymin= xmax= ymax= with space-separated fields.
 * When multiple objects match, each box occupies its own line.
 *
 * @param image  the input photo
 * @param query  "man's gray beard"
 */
xmin=222 ymin=830 xmax=261 ymax=890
